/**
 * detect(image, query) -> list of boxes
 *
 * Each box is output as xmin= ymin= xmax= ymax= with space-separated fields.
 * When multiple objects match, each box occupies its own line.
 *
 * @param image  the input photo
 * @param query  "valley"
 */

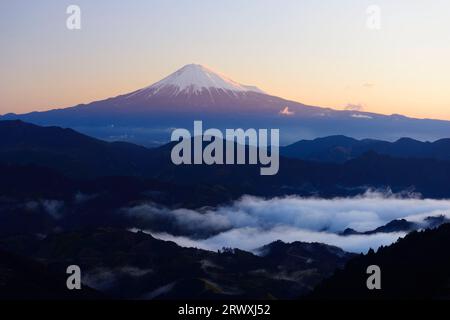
xmin=1 ymin=120 xmax=450 ymax=299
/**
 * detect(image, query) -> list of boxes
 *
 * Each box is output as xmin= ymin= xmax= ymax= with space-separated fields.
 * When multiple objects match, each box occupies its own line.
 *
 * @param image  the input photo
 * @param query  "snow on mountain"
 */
xmin=128 ymin=64 xmax=266 ymax=98
xmin=5 ymin=63 xmax=450 ymax=145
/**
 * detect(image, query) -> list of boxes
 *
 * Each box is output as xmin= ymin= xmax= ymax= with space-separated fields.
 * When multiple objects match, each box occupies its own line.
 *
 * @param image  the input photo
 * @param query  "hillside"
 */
xmin=310 ymin=223 xmax=450 ymax=299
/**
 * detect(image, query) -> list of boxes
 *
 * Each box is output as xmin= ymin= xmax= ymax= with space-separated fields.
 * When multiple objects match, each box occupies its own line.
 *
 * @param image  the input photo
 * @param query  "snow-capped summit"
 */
xmin=130 ymin=64 xmax=265 ymax=98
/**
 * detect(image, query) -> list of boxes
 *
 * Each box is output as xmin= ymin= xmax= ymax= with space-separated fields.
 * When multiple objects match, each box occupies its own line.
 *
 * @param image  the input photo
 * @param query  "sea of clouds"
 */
xmin=126 ymin=191 xmax=450 ymax=253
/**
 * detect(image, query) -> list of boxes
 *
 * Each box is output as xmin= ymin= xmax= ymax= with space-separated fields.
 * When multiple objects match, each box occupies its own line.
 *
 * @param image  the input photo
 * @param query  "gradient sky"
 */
xmin=1 ymin=0 xmax=450 ymax=119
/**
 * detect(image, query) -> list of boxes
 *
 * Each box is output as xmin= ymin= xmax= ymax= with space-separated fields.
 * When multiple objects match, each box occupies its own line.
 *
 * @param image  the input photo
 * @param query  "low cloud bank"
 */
xmin=152 ymin=228 xmax=406 ymax=254
xmin=126 ymin=191 xmax=450 ymax=253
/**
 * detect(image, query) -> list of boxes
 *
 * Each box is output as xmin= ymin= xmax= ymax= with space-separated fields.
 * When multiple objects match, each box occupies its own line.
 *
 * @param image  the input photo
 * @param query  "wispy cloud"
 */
xmin=345 ymin=103 xmax=364 ymax=111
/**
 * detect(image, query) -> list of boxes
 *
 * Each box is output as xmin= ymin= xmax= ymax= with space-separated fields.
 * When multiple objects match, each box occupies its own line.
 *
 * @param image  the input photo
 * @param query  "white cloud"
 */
xmin=345 ymin=103 xmax=364 ymax=111
xmin=125 ymin=192 xmax=450 ymax=254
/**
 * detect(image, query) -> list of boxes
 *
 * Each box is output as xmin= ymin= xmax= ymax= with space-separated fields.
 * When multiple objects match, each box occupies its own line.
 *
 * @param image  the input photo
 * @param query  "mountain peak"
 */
xmin=135 ymin=64 xmax=265 ymax=96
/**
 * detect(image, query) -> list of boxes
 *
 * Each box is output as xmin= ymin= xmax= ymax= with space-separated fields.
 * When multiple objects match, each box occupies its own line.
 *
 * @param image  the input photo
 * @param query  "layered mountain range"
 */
xmin=1 ymin=120 xmax=450 ymax=299
xmin=280 ymin=135 xmax=450 ymax=163
xmin=4 ymin=120 xmax=450 ymax=200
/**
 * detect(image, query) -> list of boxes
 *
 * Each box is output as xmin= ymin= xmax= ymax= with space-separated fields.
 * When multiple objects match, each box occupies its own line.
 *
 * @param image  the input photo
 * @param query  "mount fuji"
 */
xmin=132 ymin=63 xmax=266 ymax=96
xmin=3 ymin=64 xmax=450 ymax=146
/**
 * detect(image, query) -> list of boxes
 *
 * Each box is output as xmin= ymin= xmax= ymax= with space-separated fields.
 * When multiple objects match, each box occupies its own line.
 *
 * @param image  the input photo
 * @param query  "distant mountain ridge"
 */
xmin=340 ymin=216 xmax=450 ymax=236
xmin=281 ymin=135 xmax=450 ymax=163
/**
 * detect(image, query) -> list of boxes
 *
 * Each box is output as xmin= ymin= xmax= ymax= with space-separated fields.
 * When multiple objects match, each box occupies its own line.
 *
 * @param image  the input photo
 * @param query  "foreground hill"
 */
xmin=0 ymin=228 xmax=354 ymax=299
xmin=0 ymin=249 xmax=103 ymax=299
xmin=310 ymin=223 xmax=450 ymax=299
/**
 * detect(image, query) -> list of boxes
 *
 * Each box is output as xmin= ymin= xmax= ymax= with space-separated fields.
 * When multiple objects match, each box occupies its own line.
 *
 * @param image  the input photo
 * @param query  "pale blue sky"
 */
xmin=1 ymin=0 xmax=450 ymax=119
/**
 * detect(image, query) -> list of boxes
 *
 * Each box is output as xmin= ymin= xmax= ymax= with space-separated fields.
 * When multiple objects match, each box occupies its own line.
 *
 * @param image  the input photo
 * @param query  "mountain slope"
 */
xmin=0 ymin=120 xmax=160 ymax=177
xmin=309 ymin=223 xmax=450 ymax=299
xmin=0 ymin=249 xmax=103 ymax=299
xmin=4 ymin=64 xmax=450 ymax=145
